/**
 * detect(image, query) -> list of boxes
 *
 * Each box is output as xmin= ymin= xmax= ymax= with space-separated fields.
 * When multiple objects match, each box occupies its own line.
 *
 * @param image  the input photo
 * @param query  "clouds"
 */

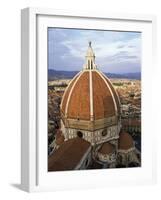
xmin=48 ymin=28 xmax=141 ymax=73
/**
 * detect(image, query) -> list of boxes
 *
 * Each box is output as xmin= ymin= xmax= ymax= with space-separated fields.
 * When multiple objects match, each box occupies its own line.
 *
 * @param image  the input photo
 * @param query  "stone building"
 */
xmin=48 ymin=42 xmax=140 ymax=171
xmin=117 ymin=132 xmax=140 ymax=167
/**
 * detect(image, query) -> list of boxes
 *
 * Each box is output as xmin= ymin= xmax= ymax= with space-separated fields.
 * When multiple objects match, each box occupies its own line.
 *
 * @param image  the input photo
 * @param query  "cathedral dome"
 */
xmin=97 ymin=142 xmax=116 ymax=164
xmin=118 ymin=132 xmax=134 ymax=150
xmin=60 ymin=42 xmax=121 ymax=132
xmin=98 ymin=142 xmax=115 ymax=155
xmin=61 ymin=70 xmax=120 ymax=120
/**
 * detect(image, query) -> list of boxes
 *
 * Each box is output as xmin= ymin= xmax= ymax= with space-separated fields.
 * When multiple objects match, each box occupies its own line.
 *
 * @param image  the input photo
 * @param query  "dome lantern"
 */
xmin=84 ymin=41 xmax=97 ymax=70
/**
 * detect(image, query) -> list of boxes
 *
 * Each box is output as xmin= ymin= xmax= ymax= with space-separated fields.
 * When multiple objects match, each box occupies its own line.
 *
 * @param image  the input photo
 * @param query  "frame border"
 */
xmin=21 ymin=7 xmax=156 ymax=192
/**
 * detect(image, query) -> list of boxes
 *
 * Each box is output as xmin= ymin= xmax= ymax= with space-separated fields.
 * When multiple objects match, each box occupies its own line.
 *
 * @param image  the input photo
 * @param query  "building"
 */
xmin=122 ymin=119 xmax=141 ymax=133
xmin=60 ymin=41 xmax=121 ymax=146
xmin=48 ymin=42 xmax=140 ymax=170
xmin=48 ymin=137 xmax=92 ymax=171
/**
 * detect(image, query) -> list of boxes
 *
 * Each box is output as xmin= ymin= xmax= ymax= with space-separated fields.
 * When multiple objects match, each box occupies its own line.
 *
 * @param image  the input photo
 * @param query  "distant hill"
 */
xmin=48 ymin=69 xmax=78 ymax=80
xmin=48 ymin=69 xmax=141 ymax=80
xmin=105 ymin=72 xmax=141 ymax=80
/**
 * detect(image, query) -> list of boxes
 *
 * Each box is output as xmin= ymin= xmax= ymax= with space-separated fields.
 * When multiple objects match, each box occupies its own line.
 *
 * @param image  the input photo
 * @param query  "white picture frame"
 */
xmin=21 ymin=7 xmax=157 ymax=192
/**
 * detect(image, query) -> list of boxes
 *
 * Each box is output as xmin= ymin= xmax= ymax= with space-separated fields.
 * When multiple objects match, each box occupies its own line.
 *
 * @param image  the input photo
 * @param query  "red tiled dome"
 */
xmin=61 ymin=70 xmax=120 ymax=121
xmin=98 ymin=142 xmax=115 ymax=154
xmin=118 ymin=132 xmax=134 ymax=150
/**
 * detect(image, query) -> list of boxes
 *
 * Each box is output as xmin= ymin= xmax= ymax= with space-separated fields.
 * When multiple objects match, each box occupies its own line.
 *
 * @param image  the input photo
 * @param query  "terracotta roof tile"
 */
xmin=103 ymin=75 xmax=121 ymax=114
xmin=61 ymin=75 xmax=79 ymax=114
xmin=118 ymin=131 xmax=134 ymax=150
xmin=61 ymin=70 xmax=120 ymax=121
xmin=67 ymin=71 xmax=90 ymax=120
xmin=93 ymin=71 xmax=115 ymax=119
xmin=98 ymin=142 xmax=115 ymax=154
xmin=48 ymin=138 xmax=90 ymax=171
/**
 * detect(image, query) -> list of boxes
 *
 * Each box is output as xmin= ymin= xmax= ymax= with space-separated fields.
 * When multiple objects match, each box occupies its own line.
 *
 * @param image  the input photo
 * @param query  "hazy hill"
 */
xmin=48 ymin=69 xmax=141 ymax=80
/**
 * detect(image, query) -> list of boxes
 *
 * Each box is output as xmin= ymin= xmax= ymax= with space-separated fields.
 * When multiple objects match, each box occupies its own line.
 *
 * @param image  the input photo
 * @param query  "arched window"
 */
xmin=91 ymin=60 xmax=93 ymax=69
xmin=88 ymin=60 xmax=90 ymax=69
xmin=77 ymin=131 xmax=83 ymax=138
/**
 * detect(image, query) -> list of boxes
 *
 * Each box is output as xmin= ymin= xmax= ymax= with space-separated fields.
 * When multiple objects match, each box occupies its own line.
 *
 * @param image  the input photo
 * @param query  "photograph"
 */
xmin=47 ymin=27 xmax=141 ymax=171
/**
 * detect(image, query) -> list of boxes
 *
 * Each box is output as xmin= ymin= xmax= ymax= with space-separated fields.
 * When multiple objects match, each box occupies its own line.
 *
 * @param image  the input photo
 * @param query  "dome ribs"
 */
xmin=61 ymin=70 xmax=120 ymax=122
xmin=101 ymin=72 xmax=121 ymax=115
xmin=61 ymin=73 xmax=80 ymax=114
xmin=67 ymin=71 xmax=90 ymax=120
xmin=92 ymin=71 xmax=115 ymax=120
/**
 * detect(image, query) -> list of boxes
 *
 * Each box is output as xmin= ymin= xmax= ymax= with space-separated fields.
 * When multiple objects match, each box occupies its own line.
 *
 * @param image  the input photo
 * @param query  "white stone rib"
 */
xmin=96 ymin=70 xmax=118 ymax=115
xmin=100 ymin=70 xmax=121 ymax=107
xmin=60 ymin=71 xmax=82 ymax=110
xmin=89 ymin=70 xmax=94 ymax=121
xmin=117 ymin=147 xmax=135 ymax=154
xmin=65 ymin=71 xmax=84 ymax=117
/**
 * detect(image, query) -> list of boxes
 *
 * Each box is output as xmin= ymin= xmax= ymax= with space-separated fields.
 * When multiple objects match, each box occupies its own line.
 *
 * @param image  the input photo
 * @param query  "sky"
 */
xmin=48 ymin=28 xmax=141 ymax=74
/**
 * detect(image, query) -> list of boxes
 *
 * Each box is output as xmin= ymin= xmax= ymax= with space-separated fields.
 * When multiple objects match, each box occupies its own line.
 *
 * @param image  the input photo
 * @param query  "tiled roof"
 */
xmin=61 ymin=74 xmax=79 ymax=115
xmin=48 ymin=138 xmax=90 ymax=171
xmin=61 ymin=70 xmax=120 ymax=121
xmin=103 ymin=74 xmax=121 ymax=114
xmin=98 ymin=142 xmax=115 ymax=154
xmin=67 ymin=71 xmax=90 ymax=120
xmin=92 ymin=71 xmax=115 ymax=119
xmin=118 ymin=131 xmax=134 ymax=150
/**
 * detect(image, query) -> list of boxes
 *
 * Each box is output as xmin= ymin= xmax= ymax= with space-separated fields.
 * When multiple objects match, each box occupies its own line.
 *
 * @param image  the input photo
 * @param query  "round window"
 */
xmin=77 ymin=131 xmax=83 ymax=138
xmin=101 ymin=129 xmax=107 ymax=137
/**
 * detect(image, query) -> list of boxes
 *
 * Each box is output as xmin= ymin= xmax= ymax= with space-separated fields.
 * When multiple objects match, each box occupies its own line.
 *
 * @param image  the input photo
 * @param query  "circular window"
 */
xmin=101 ymin=129 xmax=107 ymax=137
xmin=77 ymin=131 xmax=83 ymax=138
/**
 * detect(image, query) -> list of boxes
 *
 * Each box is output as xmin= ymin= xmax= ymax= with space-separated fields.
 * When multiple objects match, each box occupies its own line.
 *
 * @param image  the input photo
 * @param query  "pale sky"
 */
xmin=48 ymin=28 xmax=141 ymax=74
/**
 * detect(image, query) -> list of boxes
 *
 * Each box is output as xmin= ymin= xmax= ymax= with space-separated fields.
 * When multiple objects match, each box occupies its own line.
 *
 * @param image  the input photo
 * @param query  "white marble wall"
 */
xmin=97 ymin=152 xmax=116 ymax=163
xmin=117 ymin=149 xmax=140 ymax=166
xmin=62 ymin=124 xmax=120 ymax=145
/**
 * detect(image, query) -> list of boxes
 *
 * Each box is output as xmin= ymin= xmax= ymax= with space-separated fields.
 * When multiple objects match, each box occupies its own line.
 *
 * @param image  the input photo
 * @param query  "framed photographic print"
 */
xmin=21 ymin=8 xmax=156 ymax=192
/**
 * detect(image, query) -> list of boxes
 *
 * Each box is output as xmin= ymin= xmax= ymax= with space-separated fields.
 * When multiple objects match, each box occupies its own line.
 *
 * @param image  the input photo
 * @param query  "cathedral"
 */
xmin=48 ymin=42 xmax=140 ymax=171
